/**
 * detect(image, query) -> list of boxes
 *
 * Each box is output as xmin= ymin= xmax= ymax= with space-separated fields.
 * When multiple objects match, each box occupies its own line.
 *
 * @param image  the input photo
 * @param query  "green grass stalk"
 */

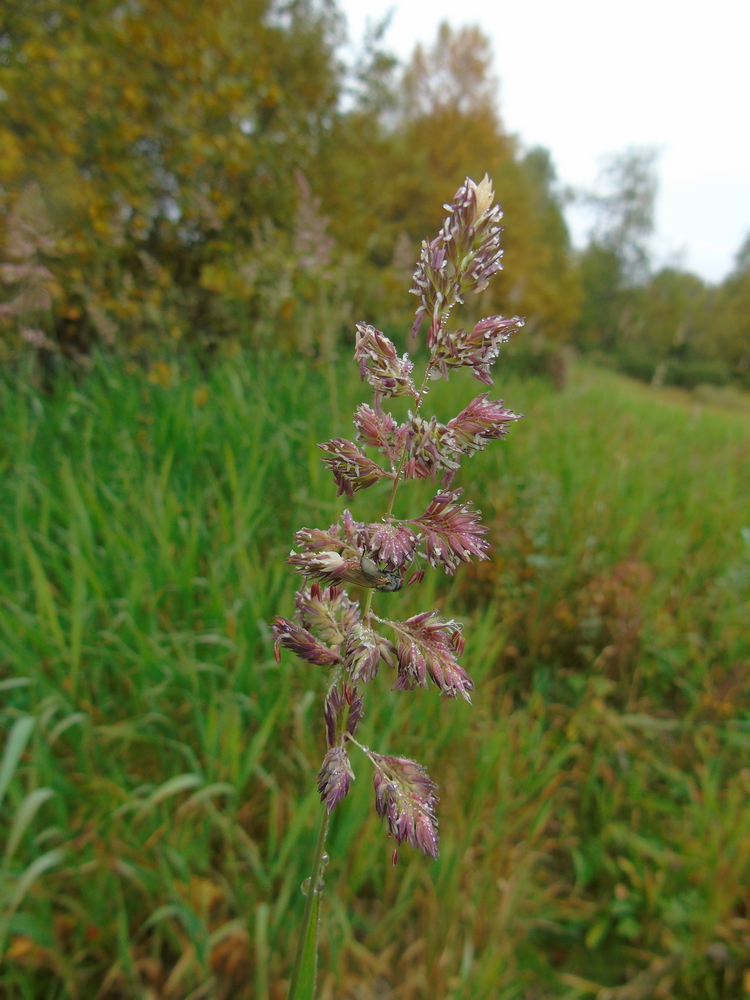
xmin=286 ymin=804 xmax=329 ymax=1000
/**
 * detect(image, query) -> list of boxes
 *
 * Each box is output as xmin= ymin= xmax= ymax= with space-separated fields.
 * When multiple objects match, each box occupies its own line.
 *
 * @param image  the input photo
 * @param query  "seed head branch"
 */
xmin=273 ymin=175 xmax=525 ymax=861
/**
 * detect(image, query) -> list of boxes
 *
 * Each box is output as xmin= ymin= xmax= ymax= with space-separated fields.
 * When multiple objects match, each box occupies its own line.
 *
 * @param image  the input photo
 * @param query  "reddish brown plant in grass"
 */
xmin=272 ymin=175 xmax=525 ymax=998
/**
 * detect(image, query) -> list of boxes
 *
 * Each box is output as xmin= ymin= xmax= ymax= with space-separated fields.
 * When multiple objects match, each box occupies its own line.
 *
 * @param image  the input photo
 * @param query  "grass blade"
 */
xmin=0 ymin=848 xmax=65 ymax=958
xmin=0 ymin=717 xmax=35 ymax=808
xmin=289 ymin=889 xmax=320 ymax=1000
xmin=3 ymin=787 xmax=55 ymax=865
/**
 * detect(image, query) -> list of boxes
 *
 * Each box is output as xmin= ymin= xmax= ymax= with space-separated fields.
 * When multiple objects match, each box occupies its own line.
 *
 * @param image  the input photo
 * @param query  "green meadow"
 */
xmin=1 ymin=354 xmax=749 ymax=999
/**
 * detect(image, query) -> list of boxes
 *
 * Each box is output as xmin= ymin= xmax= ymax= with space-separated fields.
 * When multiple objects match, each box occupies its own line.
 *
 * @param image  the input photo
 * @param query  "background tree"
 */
xmin=627 ymin=267 xmax=706 ymax=361
xmin=1 ymin=11 xmax=580 ymax=359
xmin=0 ymin=0 xmax=341 ymax=355
xmin=589 ymin=147 xmax=658 ymax=284
xmin=573 ymin=147 xmax=658 ymax=351
xmin=571 ymin=147 xmax=750 ymax=390
xmin=318 ymin=22 xmax=581 ymax=343
xmin=700 ymin=233 xmax=750 ymax=384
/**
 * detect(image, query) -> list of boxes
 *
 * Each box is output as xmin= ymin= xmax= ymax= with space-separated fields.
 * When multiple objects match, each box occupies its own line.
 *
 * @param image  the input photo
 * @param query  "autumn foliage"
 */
xmin=0 ymin=5 xmax=580 ymax=359
xmin=0 ymin=0 xmax=340 ymax=354
xmin=1 ymin=5 xmax=746 ymax=381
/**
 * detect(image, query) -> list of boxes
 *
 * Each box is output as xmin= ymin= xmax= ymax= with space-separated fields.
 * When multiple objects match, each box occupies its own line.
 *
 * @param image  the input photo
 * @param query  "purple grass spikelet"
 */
xmin=318 ymin=438 xmax=391 ymax=497
xmin=446 ymin=393 xmax=523 ymax=457
xmin=370 ymin=754 xmax=440 ymax=858
xmin=318 ymin=746 xmax=355 ymax=812
xmin=430 ymin=314 xmax=525 ymax=384
xmin=295 ymin=583 xmax=360 ymax=646
xmin=343 ymin=622 xmax=385 ymax=683
xmin=362 ymin=521 xmax=419 ymax=569
xmin=411 ymin=490 xmax=490 ymax=575
xmin=410 ymin=175 xmax=508 ymax=346
xmin=355 ymin=323 xmax=418 ymax=399
xmin=324 ymin=683 xmax=364 ymax=747
xmin=354 ymin=403 xmax=401 ymax=464
xmin=383 ymin=611 xmax=473 ymax=702
xmin=272 ymin=617 xmax=344 ymax=667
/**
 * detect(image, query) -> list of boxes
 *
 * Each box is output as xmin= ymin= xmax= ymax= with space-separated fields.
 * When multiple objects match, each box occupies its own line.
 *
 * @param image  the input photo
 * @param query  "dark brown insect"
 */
xmin=358 ymin=554 xmax=403 ymax=593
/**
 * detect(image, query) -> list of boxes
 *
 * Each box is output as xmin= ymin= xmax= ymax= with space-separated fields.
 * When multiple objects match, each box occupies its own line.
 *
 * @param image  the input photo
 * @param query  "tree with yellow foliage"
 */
xmin=0 ymin=0 xmax=340 ymax=355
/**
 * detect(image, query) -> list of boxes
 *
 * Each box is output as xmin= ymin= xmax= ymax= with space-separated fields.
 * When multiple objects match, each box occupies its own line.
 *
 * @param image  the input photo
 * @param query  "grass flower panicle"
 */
xmin=275 ymin=174 xmax=525 ymax=998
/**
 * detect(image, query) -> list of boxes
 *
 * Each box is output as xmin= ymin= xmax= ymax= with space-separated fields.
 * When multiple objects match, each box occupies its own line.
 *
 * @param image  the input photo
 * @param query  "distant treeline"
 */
xmin=572 ymin=148 xmax=750 ymax=390
xmin=0 ymin=1 xmax=748 ymax=386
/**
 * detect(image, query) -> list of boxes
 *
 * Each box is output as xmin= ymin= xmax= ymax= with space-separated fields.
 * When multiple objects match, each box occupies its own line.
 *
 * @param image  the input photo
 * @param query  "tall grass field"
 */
xmin=1 ymin=354 xmax=749 ymax=999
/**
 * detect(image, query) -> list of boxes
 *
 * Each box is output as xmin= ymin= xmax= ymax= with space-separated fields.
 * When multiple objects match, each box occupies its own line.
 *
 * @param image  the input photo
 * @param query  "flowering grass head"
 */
xmin=273 ymin=175 xmax=524 ymax=862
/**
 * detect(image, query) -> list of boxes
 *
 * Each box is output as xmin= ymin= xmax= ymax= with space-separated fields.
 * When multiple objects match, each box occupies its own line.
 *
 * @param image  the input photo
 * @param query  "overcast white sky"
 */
xmin=338 ymin=0 xmax=750 ymax=284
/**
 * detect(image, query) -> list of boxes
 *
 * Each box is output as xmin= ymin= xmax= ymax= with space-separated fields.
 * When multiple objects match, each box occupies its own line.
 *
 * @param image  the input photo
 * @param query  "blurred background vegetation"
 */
xmin=1 ymin=2 xmax=750 ymax=999
xmin=0 ymin=1 xmax=581 ymax=365
xmin=3 ymin=0 xmax=746 ymax=380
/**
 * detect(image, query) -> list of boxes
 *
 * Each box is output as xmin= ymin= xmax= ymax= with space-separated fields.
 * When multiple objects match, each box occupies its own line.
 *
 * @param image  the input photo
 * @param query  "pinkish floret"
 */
xmin=410 ymin=176 xmax=505 ymax=345
xmin=354 ymin=403 xmax=401 ymax=464
xmin=381 ymin=611 xmax=473 ymax=702
xmin=431 ymin=314 xmax=525 ymax=384
xmin=370 ymin=753 xmax=439 ymax=858
xmin=354 ymin=323 xmax=417 ymax=398
xmin=397 ymin=413 xmax=458 ymax=483
xmin=295 ymin=583 xmax=360 ymax=645
xmin=411 ymin=490 xmax=490 ymax=575
xmin=288 ymin=549 xmax=356 ymax=586
xmin=324 ymin=683 xmax=364 ymax=747
xmin=343 ymin=622 xmax=383 ymax=683
xmin=318 ymin=438 xmax=390 ymax=497
xmin=318 ymin=746 xmax=355 ymax=813
xmin=445 ymin=393 xmax=522 ymax=458
xmin=363 ymin=520 xmax=419 ymax=569
xmin=272 ymin=617 xmax=343 ymax=667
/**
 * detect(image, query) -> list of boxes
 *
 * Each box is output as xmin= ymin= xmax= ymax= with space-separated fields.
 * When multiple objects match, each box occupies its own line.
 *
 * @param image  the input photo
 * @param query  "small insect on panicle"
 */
xmin=359 ymin=554 xmax=403 ymax=593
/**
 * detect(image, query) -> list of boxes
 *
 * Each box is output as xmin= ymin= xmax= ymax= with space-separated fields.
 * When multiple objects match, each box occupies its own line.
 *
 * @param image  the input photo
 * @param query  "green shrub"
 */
xmin=615 ymin=350 xmax=658 ymax=383
xmin=503 ymin=334 xmax=568 ymax=387
xmin=663 ymin=358 xmax=731 ymax=389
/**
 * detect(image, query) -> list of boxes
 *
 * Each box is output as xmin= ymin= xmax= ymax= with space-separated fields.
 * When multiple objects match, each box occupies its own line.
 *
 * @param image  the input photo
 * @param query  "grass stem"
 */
xmin=286 ymin=803 xmax=330 ymax=1000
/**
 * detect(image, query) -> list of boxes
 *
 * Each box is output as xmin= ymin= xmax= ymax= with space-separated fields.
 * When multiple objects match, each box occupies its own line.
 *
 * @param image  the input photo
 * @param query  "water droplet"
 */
xmin=320 ymin=853 xmax=329 ymax=869
xmin=300 ymin=877 xmax=311 ymax=897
